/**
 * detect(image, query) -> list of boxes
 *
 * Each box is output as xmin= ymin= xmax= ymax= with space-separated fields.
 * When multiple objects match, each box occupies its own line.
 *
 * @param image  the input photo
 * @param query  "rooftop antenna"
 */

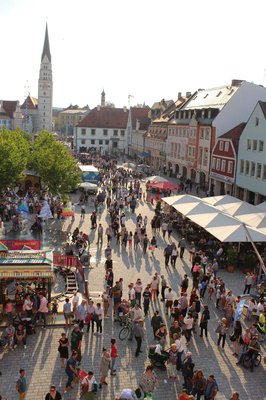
xmin=128 ymin=94 xmax=134 ymax=108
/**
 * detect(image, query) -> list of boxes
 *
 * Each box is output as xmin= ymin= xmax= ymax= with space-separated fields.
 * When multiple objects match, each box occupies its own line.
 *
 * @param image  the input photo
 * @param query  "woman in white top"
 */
xmin=24 ymin=294 xmax=33 ymax=318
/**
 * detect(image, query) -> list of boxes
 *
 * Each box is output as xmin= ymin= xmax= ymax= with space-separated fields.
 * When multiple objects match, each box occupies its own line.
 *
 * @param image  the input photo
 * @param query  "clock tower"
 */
xmin=38 ymin=23 xmax=53 ymax=132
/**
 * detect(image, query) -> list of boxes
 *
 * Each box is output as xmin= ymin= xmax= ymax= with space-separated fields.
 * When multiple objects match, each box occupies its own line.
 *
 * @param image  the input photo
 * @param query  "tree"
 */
xmin=31 ymin=131 xmax=81 ymax=194
xmin=0 ymin=128 xmax=30 ymax=191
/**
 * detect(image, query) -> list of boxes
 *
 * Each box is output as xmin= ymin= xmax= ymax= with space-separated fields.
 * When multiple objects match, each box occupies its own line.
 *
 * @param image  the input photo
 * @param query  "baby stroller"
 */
xmin=148 ymin=345 xmax=169 ymax=370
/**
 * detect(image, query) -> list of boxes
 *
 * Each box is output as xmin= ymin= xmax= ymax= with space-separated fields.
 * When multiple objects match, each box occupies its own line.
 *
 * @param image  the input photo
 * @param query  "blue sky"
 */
xmin=1 ymin=0 xmax=266 ymax=108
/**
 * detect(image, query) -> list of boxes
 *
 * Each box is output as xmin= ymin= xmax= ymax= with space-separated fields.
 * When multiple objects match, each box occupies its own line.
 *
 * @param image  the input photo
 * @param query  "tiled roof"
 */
xmin=77 ymin=107 xmax=129 ymax=129
xmin=130 ymin=107 xmax=150 ymax=130
xmin=219 ymin=122 xmax=246 ymax=150
xmin=2 ymin=101 xmax=18 ymax=118
xmin=21 ymin=96 xmax=38 ymax=110
xmin=180 ymin=83 xmax=242 ymax=111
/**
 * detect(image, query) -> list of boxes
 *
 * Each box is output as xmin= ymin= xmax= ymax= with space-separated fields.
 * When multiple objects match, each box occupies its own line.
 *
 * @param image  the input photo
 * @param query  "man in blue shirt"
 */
xmin=16 ymin=369 xmax=27 ymax=400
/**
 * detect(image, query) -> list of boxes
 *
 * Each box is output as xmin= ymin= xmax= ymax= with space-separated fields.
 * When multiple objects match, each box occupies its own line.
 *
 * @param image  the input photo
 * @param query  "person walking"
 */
xmin=243 ymin=272 xmax=253 ymax=294
xmin=151 ymin=311 xmax=163 ymax=338
xmin=199 ymin=305 xmax=210 ymax=338
xmin=63 ymin=298 xmax=72 ymax=330
xmin=58 ymin=332 xmax=69 ymax=368
xmin=64 ymin=351 xmax=78 ymax=393
xmin=192 ymin=369 xmax=206 ymax=400
xmin=70 ymin=324 xmax=83 ymax=365
xmin=179 ymin=237 xmax=186 ymax=258
xmin=134 ymin=319 xmax=144 ymax=357
xmin=162 ymin=221 xmax=168 ymax=239
xmin=16 ymin=369 xmax=27 ymax=400
xmin=164 ymin=244 xmax=172 ymax=267
xmin=231 ymin=320 xmax=242 ymax=357
xmin=110 ymin=338 xmax=118 ymax=375
xmin=204 ymin=375 xmax=218 ymax=400
xmin=216 ymin=317 xmax=228 ymax=349
xmin=143 ymin=286 xmax=151 ymax=316
xmin=76 ymin=299 xmax=87 ymax=331
xmin=96 ymin=223 xmax=103 ymax=245
xmin=161 ymin=275 xmax=167 ymax=302
xmin=33 ymin=293 xmax=48 ymax=329
xmin=171 ymin=244 xmax=178 ymax=267
xmin=94 ymin=303 xmax=103 ymax=334
xmin=165 ymin=288 xmax=174 ymax=316
xmin=45 ymin=385 xmax=62 ymax=400
xmin=99 ymin=348 xmax=111 ymax=389
xmin=155 ymin=323 xmax=167 ymax=349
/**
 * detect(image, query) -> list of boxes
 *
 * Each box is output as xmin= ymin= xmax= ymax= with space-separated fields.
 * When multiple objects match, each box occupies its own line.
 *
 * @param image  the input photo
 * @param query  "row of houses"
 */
xmin=74 ymin=79 xmax=266 ymax=205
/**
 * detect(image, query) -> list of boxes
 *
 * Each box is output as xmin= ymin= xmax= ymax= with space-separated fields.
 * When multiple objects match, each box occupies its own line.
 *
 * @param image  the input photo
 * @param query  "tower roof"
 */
xmin=41 ymin=23 xmax=51 ymax=62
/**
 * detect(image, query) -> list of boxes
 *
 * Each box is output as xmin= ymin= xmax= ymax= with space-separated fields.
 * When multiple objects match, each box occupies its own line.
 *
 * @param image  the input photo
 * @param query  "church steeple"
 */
xmin=38 ymin=23 xmax=53 ymax=132
xmin=41 ymin=23 xmax=51 ymax=62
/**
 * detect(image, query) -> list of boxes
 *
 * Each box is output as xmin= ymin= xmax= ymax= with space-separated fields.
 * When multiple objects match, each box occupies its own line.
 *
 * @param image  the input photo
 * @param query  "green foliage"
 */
xmin=31 ymin=131 xmax=81 ymax=194
xmin=227 ymin=248 xmax=238 ymax=266
xmin=0 ymin=127 xmax=30 ymax=190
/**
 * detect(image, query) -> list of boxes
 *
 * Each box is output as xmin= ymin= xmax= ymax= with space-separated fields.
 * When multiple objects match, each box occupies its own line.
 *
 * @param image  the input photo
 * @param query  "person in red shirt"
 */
xmin=110 ymin=338 xmax=118 ymax=376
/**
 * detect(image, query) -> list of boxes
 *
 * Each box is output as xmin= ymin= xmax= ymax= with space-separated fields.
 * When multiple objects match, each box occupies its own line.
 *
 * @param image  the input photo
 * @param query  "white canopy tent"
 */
xmin=203 ymin=195 xmax=242 ymax=206
xmin=145 ymin=175 xmax=169 ymax=183
xmin=256 ymin=201 xmax=266 ymax=212
xmin=162 ymin=194 xmax=266 ymax=243
xmin=205 ymin=224 xmax=266 ymax=243
xmin=236 ymin=212 xmax=266 ymax=229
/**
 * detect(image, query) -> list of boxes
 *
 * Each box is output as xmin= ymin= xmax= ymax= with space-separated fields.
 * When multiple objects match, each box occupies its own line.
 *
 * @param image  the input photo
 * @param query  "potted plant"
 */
xmin=243 ymin=253 xmax=256 ymax=273
xmin=226 ymin=248 xmax=238 ymax=273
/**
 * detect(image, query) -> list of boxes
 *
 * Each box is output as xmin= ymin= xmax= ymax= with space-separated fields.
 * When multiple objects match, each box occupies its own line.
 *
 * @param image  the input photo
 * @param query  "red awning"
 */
xmin=148 ymin=181 xmax=180 ymax=190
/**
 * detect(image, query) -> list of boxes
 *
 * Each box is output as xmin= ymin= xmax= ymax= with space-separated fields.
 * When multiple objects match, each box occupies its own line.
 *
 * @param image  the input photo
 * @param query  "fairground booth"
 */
xmin=0 ymin=240 xmax=53 ymax=313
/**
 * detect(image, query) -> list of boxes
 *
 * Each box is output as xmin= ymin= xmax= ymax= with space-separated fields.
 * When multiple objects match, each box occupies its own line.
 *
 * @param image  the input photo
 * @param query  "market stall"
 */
xmin=0 ymin=249 xmax=53 ymax=311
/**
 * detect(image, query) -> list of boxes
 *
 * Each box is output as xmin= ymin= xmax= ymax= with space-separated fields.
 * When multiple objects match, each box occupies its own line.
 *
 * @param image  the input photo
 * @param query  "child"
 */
xmin=110 ymin=338 xmax=118 ymax=376
xmin=51 ymin=300 xmax=58 ymax=323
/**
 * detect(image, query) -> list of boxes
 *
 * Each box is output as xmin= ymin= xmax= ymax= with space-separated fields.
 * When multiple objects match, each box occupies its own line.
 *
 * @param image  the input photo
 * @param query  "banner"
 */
xmin=7 ymin=240 xmax=41 ymax=250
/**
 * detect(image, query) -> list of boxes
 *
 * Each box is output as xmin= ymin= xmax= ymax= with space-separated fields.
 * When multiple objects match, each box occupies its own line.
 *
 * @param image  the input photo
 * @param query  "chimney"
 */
xmin=231 ymin=79 xmax=243 ymax=87
xmin=186 ymin=91 xmax=191 ymax=97
xmin=97 ymin=105 xmax=100 ymax=111
xmin=178 ymin=92 xmax=182 ymax=99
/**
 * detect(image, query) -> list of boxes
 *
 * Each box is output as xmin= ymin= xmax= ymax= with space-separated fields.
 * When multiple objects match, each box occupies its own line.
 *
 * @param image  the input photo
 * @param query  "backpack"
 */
xmin=91 ymin=380 xmax=98 ymax=393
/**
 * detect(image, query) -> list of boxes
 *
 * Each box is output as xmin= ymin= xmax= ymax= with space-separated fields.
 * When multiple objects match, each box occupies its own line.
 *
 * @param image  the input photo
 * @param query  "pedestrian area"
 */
xmin=0 ymin=197 xmax=265 ymax=399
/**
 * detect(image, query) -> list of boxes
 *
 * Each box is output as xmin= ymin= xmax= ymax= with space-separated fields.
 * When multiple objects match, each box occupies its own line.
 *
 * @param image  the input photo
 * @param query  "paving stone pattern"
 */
xmin=0 ymin=193 xmax=265 ymax=400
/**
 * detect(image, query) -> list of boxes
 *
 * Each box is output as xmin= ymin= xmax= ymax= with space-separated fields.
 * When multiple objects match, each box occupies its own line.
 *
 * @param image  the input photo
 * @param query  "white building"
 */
xmin=236 ymin=101 xmax=266 ymax=204
xmin=166 ymin=80 xmax=266 ymax=187
xmin=38 ymin=23 xmax=53 ymax=132
xmin=126 ymin=107 xmax=150 ymax=157
xmin=75 ymin=106 xmax=129 ymax=155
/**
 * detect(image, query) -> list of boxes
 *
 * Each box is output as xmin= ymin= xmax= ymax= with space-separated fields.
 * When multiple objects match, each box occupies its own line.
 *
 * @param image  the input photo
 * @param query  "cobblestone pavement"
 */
xmin=0 ymin=193 xmax=265 ymax=400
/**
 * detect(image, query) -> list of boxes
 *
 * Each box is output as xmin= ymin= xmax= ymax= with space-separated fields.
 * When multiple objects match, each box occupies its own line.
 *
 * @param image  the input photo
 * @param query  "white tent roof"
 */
xmin=205 ymin=224 xmax=266 ymax=243
xmin=145 ymin=175 xmax=169 ymax=182
xmin=204 ymin=213 xmax=240 ymax=228
xmin=162 ymin=194 xmax=201 ymax=206
xmin=162 ymin=194 xmax=266 ymax=242
xmin=236 ymin=212 xmax=266 ymax=228
xmin=217 ymin=202 xmax=258 ymax=216
xmin=185 ymin=202 xmax=218 ymax=216
xmin=256 ymin=201 xmax=266 ymax=212
xmin=203 ymin=195 xmax=242 ymax=206
xmin=188 ymin=212 xmax=220 ymax=228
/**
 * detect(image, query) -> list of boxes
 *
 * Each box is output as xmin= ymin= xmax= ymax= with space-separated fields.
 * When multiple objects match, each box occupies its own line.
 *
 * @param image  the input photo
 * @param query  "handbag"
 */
xmin=215 ymin=325 xmax=221 ymax=334
xmin=230 ymin=333 xmax=237 ymax=342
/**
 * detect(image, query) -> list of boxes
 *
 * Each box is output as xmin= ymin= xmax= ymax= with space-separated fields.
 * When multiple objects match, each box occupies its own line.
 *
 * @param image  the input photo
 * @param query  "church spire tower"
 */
xmin=38 ymin=23 xmax=53 ymax=131
xmin=101 ymin=89 xmax=105 ymax=107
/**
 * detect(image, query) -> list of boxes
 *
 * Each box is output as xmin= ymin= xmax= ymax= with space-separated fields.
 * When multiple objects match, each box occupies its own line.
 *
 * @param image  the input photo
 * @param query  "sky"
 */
xmin=1 ymin=0 xmax=266 ymax=109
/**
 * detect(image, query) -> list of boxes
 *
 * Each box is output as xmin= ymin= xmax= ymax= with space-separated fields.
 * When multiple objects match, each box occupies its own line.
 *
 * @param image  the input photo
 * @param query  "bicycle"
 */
xmin=119 ymin=316 xmax=133 ymax=340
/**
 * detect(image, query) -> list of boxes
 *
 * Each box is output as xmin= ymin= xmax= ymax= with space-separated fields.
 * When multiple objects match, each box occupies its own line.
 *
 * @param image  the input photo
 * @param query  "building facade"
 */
xmin=21 ymin=95 xmax=38 ymax=133
xmin=210 ymin=123 xmax=245 ymax=196
xmin=58 ymin=107 xmax=89 ymax=135
xmin=144 ymin=119 xmax=168 ymax=170
xmin=236 ymin=101 xmax=266 ymax=204
xmin=75 ymin=106 xmax=129 ymax=155
xmin=0 ymin=100 xmax=23 ymax=130
xmin=37 ymin=24 xmax=53 ymax=132
xmin=127 ymin=107 xmax=150 ymax=157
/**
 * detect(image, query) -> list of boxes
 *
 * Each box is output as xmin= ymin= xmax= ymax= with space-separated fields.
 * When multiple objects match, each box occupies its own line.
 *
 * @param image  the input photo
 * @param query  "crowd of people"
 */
xmin=1 ymin=156 xmax=265 ymax=399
